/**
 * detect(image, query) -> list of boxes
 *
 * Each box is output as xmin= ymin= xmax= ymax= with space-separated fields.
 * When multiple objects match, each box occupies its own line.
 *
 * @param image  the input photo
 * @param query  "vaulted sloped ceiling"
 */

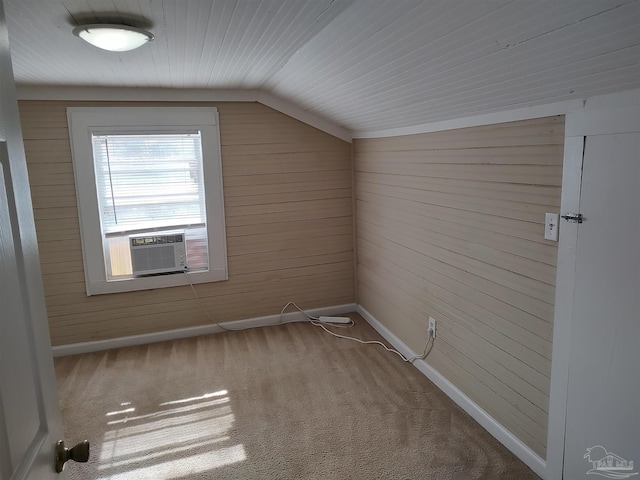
xmin=5 ymin=0 xmax=640 ymax=134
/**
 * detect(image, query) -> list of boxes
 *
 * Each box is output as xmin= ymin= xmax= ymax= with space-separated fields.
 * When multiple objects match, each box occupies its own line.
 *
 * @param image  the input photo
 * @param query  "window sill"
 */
xmin=85 ymin=267 xmax=227 ymax=296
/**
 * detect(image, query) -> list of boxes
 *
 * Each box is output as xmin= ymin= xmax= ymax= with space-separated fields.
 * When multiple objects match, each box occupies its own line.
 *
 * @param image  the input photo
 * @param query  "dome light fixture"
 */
xmin=72 ymin=24 xmax=154 ymax=52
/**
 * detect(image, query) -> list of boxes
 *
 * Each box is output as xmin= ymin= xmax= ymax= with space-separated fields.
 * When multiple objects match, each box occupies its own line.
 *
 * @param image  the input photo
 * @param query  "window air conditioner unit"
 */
xmin=130 ymin=232 xmax=187 ymax=276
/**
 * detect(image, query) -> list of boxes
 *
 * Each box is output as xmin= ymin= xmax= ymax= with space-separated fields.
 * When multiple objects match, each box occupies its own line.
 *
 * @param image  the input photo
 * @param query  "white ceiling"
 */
xmin=4 ymin=0 xmax=640 ymax=135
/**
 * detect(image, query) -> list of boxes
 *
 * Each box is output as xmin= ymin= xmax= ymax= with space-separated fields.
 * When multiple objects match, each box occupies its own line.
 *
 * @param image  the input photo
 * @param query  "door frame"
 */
xmin=545 ymin=93 xmax=640 ymax=479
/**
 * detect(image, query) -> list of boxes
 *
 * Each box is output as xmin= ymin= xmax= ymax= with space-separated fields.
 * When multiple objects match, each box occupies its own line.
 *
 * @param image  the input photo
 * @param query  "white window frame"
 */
xmin=67 ymin=106 xmax=227 ymax=295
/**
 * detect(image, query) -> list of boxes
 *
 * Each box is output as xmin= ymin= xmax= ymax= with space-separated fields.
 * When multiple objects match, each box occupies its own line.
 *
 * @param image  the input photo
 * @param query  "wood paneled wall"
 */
xmin=354 ymin=116 xmax=564 ymax=458
xmin=19 ymin=101 xmax=354 ymax=346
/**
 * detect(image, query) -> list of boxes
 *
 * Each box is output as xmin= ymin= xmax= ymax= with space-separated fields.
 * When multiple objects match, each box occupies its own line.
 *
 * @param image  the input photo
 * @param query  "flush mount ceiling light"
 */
xmin=72 ymin=24 xmax=154 ymax=52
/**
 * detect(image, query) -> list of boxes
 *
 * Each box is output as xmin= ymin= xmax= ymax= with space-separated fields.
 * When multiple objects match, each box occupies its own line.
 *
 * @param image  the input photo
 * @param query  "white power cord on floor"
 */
xmin=278 ymin=301 xmax=354 ymax=328
xmin=184 ymin=277 xmax=350 ymax=331
xmin=183 ymin=277 xmax=433 ymax=363
xmin=280 ymin=301 xmax=433 ymax=364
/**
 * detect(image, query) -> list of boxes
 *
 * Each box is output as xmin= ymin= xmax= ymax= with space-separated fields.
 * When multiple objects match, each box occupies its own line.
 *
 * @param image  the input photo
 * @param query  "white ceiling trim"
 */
xmin=256 ymin=91 xmax=351 ymax=143
xmin=15 ymin=86 xmax=639 ymax=143
xmin=15 ymin=85 xmax=259 ymax=102
xmin=15 ymin=85 xmax=352 ymax=143
xmin=353 ymin=88 xmax=640 ymax=138
xmin=353 ymin=98 xmax=585 ymax=139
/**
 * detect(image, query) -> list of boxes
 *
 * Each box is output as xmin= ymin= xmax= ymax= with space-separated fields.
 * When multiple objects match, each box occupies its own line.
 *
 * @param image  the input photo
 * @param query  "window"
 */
xmin=67 ymin=107 xmax=227 ymax=295
xmin=94 ymin=132 xmax=208 ymax=276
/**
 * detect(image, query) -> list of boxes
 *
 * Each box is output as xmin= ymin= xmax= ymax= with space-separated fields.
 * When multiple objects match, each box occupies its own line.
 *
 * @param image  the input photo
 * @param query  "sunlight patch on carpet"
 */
xmin=106 ymin=397 xmax=229 ymax=425
xmin=96 ymin=391 xmax=246 ymax=478
xmin=106 ymin=407 xmax=135 ymax=416
xmin=159 ymin=390 xmax=228 ymax=406
xmin=96 ymin=446 xmax=247 ymax=479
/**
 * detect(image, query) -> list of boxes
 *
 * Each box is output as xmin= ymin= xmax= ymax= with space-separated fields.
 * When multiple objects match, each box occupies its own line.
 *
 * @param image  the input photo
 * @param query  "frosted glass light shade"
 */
xmin=72 ymin=24 xmax=154 ymax=52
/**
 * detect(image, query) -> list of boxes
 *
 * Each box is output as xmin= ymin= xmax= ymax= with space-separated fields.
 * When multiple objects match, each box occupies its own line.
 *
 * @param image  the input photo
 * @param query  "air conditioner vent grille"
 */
xmin=129 ymin=232 xmax=186 ymax=276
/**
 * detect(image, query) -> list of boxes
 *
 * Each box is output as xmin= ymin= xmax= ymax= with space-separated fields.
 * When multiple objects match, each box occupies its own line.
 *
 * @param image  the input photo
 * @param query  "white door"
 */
xmin=562 ymin=130 xmax=640 ymax=478
xmin=0 ymin=2 xmax=68 ymax=478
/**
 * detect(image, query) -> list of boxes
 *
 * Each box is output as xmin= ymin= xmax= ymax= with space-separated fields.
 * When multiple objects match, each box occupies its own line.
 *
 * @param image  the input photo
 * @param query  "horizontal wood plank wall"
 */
xmin=19 ymin=100 xmax=354 ymax=346
xmin=354 ymin=116 xmax=564 ymax=458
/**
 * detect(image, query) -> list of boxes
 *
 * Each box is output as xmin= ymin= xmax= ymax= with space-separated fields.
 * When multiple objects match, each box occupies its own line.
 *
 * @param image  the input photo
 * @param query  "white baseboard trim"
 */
xmin=356 ymin=304 xmax=547 ymax=480
xmin=52 ymin=303 xmax=357 ymax=357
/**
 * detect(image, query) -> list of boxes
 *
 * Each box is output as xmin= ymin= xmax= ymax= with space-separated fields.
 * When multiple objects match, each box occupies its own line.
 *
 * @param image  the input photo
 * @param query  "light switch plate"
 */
xmin=545 ymin=213 xmax=559 ymax=241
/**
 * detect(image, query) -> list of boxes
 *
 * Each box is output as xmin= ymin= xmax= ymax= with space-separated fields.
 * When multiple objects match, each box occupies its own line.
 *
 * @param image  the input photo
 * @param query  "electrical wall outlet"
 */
xmin=428 ymin=317 xmax=436 ymax=338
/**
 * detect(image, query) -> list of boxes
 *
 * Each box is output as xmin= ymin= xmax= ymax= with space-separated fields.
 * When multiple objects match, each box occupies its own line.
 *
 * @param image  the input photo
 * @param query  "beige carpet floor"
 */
xmin=54 ymin=313 xmax=540 ymax=479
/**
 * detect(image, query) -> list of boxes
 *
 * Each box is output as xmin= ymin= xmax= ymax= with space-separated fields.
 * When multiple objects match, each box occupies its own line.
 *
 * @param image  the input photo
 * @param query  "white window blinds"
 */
xmin=92 ymin=132 xmax=206 ymax=234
